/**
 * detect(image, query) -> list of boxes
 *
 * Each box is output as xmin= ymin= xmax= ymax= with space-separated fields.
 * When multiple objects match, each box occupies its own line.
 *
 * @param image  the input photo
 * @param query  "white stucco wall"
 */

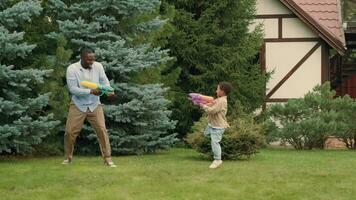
xmin=266 ymin=42 xmax=322 ymax=98
xmin=282 ymin=18 xmax=317 ymax=38
xmin=250 ymin=19 xmax=279 ymax=38
xmin=254 ymin=0 xmax=322 ymax=100
xmin=254 ymin=0 xmax=317 ymax=39
xmin=256 ymin=0 xmax=292 ymax=15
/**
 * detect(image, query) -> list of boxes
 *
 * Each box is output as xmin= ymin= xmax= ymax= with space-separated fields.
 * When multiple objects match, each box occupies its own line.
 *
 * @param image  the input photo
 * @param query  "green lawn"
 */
xmin=1 ymin=148 xmax=356 ymax=200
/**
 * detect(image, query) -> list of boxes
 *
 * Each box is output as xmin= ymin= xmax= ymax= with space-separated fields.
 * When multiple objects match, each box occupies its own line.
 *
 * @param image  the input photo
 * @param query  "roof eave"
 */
xmin=280 ymin=0 xmax=347 ymax=55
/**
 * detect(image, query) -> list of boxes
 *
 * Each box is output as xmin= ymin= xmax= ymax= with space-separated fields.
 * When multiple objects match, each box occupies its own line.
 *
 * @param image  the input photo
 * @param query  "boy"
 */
xmin=200 ymin=82 xmax=232 ymax=169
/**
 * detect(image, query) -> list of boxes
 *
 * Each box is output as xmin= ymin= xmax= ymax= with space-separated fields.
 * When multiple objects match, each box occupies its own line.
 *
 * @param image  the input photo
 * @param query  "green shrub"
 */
xmin=331 ymin=95 xmax=356 ymax=149
xmin=33 ymin=142 xmax=62 ymax=156
xmin=32 ymin=129 xmax=64 ymax=156
xmin=267 ymin=82 xmax=356 ymax=150
xmin=187 ymin=115 xmax=265 ymax=160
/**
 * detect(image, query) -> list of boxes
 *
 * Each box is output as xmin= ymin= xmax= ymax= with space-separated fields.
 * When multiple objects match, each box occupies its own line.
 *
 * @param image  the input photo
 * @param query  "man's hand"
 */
xmin=107 ymin=92 xmax=116 ymax=101
xmin=90 ymin=89 xmax=101 ymax=96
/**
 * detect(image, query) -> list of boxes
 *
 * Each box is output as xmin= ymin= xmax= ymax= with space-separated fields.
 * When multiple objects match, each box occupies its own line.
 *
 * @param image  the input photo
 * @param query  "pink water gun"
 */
xmin=188 ymin=93 xmax=215 ymax=105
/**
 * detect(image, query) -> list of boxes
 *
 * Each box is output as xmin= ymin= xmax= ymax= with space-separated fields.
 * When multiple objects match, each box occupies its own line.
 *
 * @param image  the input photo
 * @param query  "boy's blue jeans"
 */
xmin=204 ymin=125 xmax=225 ymax=160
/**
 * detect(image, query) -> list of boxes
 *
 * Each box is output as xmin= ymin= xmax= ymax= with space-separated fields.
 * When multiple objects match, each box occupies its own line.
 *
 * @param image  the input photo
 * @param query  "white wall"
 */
xmin=254 ymin=0 xmax=317 ymax=39
xmin=266 ymin=42 xmax=322 ymax=98
xmin=283 ymin=18 xmax=317 ymax=38
xmin=256 ymin=0 xmax=292 ymax=15
xmin=254 ymin=0 xmax=322 ymax=100
xmin=251 ymin=17 xmax=317 ymax=39
xmin=250 ymin=19 xmax=279 ymax=38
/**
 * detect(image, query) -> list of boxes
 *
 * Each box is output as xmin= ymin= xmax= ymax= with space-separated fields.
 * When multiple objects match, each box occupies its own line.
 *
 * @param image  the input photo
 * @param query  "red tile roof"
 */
xmin=281 ymin=0 xmax=346 ymax=54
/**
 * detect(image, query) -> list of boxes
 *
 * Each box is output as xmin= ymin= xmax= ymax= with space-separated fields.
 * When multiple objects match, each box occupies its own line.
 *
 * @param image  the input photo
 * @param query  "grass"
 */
xmin=1 ymin=148 xmax=356 ymax=200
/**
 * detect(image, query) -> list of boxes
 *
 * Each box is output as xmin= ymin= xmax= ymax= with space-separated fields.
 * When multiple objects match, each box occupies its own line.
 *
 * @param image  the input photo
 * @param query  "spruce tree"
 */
xmin=0 ymin=0 xmax=59 ymax=154
xmin=47 ymin=0 xmax=177 ymax=155
xmin=161 ymin=0 xmax=267 ymax=137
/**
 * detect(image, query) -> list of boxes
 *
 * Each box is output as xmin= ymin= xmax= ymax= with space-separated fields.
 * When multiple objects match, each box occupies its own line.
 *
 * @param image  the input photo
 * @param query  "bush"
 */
xmin=32 ymin=129 xmax=64 ymax=156
xmin=33 ymin=142 xmax=62 ymax=156
xmin=267 ymin=82 xmax=356 ymax=150
xmin=187 ymin=115 xmax=265 ymax=160
xmin=331 ymin=95 xmax=356 ymax=149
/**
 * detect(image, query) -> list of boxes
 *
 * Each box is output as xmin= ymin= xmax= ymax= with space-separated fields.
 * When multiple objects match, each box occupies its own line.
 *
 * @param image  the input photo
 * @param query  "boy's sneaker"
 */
xmin=105 ymin=161 xmax=117 ymax=168
xmin=209 ymin=160 xmax=222 ymax=169
xmin=62 ymin=159 xmax=71 ymax=165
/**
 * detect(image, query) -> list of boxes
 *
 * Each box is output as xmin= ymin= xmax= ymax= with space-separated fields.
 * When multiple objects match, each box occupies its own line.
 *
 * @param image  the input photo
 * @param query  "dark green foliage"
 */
xmin=0 ymin=0 xmax=60 ymax=155
xmin=21 ymin=2 xmax=73 ymax=155
xmin=329 ymin=95 xmax=356 ymax=149
xmin=269 ymin=83 xmax=342 ymax=149
xmin=48 ymin=0 xmax=177 ymax=155
xmin=161 ymin=0 xmax=267 ymax=138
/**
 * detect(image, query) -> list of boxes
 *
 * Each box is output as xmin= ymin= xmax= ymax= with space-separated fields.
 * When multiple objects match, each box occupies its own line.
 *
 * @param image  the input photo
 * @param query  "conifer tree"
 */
xmin=47 ymin=0 xmax=177 ymax=154
xmin=0 ymin=0 xmax=59 ymax=154
xmin=161 ymin=0 xmax=267 ymax=137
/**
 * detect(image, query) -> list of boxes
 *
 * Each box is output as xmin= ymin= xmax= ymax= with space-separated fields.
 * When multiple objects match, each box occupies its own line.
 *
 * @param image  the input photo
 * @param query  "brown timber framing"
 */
xmin=266 ymin=98 xmax=290 ymax=103
xmin=256 ymin=13 xmax=331 ymax=104
xmin=266 ymin=41 xmax=322 ymax=99
xmin=260 ymin=43 xmax=266 ymax=71
xmin=255 ymin=14 xmax=296 ymax=19
xmin=260 ymin=42 xmax=267 ymax=111
xmin=262 ymin=39 xmax=326 ymax=103
xmin=321 ymin=42 xmax=330 ymax=83
xmin=264 ymin=38 xmax=321 ymax=42
xmin=278 ymin=18 xmax=283 ymax=39
xmin=255 ymin=14 xmax=321 ymax=42
xmin=256 ymin=14 xmax=297 ymax=40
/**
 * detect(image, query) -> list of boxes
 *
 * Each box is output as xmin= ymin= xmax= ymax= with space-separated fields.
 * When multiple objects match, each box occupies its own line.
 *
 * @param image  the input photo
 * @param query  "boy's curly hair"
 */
xmin=218 ymin=82 xmax=232 ymax=95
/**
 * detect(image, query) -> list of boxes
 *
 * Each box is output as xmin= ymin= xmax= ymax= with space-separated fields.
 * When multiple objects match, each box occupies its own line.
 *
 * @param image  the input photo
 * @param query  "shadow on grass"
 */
xmin=183 ymin=154 xmax=211 ymax=162
xmin=0 ymin=155 xmax=42 ymax=163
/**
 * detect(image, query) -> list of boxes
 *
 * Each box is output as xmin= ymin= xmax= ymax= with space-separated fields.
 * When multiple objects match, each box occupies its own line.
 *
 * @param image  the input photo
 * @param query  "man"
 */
xmin=62 ymin=47 xmax=116 ymax=167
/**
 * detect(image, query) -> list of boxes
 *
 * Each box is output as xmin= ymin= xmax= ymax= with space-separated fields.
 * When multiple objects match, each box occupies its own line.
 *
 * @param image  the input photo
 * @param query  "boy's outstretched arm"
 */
xmin=200 ymin=100 xmax=222 ymax=115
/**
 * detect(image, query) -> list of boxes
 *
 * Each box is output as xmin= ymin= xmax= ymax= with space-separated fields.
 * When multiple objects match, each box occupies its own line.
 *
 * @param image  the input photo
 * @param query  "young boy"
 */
xmin=200 ymin=82 xmax=232 ymax=169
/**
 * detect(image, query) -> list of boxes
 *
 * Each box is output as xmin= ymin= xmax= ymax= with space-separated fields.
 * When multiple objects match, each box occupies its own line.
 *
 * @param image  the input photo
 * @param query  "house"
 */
xmin=252 ymin=0 xmax=356 ymax=148
xmin=338 ymin=0 xmax=356 ymax=97
xmin=251 ymin=0 xmax=356 ymax=105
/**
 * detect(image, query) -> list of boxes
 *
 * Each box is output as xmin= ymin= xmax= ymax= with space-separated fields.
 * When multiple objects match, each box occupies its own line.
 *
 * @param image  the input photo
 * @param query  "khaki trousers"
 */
xmin=64 ymin=103 xmax=112 ymax=162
